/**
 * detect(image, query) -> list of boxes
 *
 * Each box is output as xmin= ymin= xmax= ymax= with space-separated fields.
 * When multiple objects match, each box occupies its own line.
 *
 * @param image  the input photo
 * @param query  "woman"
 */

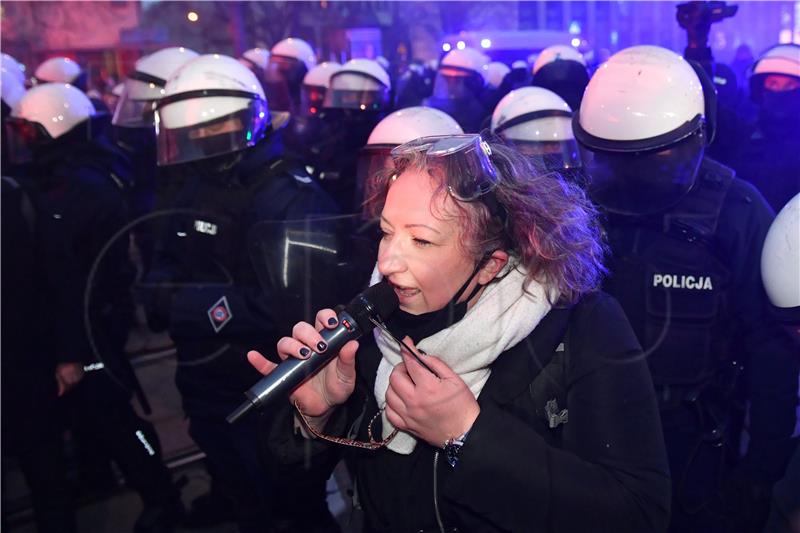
xmin=249 ymin=135 xmax=671 ymax=532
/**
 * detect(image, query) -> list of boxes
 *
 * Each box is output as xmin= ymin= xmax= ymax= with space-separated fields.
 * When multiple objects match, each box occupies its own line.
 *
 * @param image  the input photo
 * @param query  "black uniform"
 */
xmin=1 ymin=175 xmax=77 ymax=533
xmin=600 ymin=157 xmax=800 ymax=533
xmin=145 ymin=136 xmax=341 ymax=533
xmin=22 ymin=132 xmax=181 ymax=531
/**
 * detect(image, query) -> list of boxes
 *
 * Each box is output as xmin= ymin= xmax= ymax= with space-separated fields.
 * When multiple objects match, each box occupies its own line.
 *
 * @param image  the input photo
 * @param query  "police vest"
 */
xmin=602 ymin=158 xmax=736 ymax=387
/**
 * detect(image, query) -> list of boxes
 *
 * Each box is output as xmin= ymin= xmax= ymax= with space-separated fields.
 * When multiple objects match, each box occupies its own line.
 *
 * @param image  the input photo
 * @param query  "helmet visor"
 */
xmin=323 ymin=74 xmax=389 ymax=111
xmin=300 ymin=84 xmax=327 ymax=116
xmin=264 ymin=56 xmax=307 ymax=113
xmin=4 ymin=117 xmax=51 ymax=163
xmin=432 ymin=67 xmax=484 ymax=99
xmin=582 ymin=131 xmax=705 ymax=215
xmin=356 ymin=145 xmax=394 ymax=210
xmin=508 ymin=139 xmax=582 ymax=171
xmin=155 ymin=92 xmax=269 ymax=166
xmin=112 ymin=80 xmax=166 ymax=128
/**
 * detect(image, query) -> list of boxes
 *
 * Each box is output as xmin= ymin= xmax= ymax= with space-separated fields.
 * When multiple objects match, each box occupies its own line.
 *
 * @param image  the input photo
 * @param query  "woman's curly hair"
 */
xmin=364 ymin=137 xmax=607 ymax=305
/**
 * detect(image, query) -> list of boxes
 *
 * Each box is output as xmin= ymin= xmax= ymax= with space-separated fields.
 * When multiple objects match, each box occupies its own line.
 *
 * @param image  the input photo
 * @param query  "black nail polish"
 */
xmin=299 ymin=347 xmax=310 ymax=358
xmin=316 ymin=341 xmax=327 ymax=352
xmin=327 ymin=317 xmax=338 ymax=326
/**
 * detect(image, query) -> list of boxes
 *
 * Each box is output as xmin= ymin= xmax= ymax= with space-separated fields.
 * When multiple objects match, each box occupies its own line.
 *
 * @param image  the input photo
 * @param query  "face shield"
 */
xmin=581 ymin=128 xmax=706 ymax=216
xmin=300 ymin=84 xmax=327 ymax=116
xmin=431 ymin=67 xmax=485 ymax=100
xmin=263 ymin=56 xmax=307 ymax=113
xmin=323 ymin=73 xmax=390 ymax=111
xmin=4 ymin=117 xmax=52 ymax=164
xmin=112 ymin=71 xmax=167 ymax=128
xmin=496 ymin=109 xmax=582 ymax=172
xmin=154 ymin=89 xmax=270 ymax=166
xmin=356 ymin=144 xmax=395 ymax=210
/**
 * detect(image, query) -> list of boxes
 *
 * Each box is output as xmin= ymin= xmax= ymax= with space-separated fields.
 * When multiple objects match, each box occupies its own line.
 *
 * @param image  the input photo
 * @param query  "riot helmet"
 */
xmin=154 ymin=54 xmax=269 ymax=166
xmin=425 ymin=48 xmax=489 ymax=132
xmin=574 ymin=45 xmax=707 ymax=216
xmin=322 ymin=58 xmax=391 ymax=112
xmin=356 ymin=106 xmax=463 ymax=208
xmin=1 ymin=62 xmax=26 ymax=111
xmin=485 ymin=62 xmax=511 ymax=90
xmin=34 ymin=56 xmax=86 ymax=91
xmin=300 ymin=62 xmax=341 ymax=116
xmin=749 ymin=44 xmax=800 ymax=134
xmin=762 ymin=193 xmax=800 ymax=309
xmin=113 ymin=46 xmax=199 ymax=128
xmin=265 ymin=37 xmax=316 ymax=115
xmin=240 ymin=47 xmax=270 ymax=73
xmin=2 ymin=53 xmax=26 ymax=86
xmin=5 ymin=82 xmax=97 ymax=163
xmin=491 ymin=86 xmax=581 ymax=174
xmin=532 ymin=44 xmax=590 ymax=112
xmin=761 ymin=193 xmax=800 ymax=340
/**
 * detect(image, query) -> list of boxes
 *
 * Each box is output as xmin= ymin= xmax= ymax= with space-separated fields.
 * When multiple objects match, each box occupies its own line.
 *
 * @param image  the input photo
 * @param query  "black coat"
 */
xmin=265 ymin=291 xmax=672 ymax=533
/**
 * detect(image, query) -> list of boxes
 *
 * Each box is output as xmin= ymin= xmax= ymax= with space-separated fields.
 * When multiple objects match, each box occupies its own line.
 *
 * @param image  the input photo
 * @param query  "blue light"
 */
xmin=456 ymin=41 xmax=466 ymax=50
xmin=610 ymin=31 xmax=619 ymax=45
xmin=442 ymin=42 xmax=452 ymax=52
xmin=246 ymin=131 xmax=252 ymax=141
xmin=569 ymin=21 xmax=581 ymax=35
xmin=571 ymin=38 xmax=581 ymax=48
xmin=480 ymin=38 xmax=491 ymax=49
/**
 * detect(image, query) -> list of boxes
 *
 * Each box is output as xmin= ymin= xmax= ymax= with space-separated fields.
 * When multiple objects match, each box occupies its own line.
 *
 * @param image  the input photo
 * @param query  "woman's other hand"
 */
xmin=247 ymin=308 xmax=359 ymax=418
xmin=385 ymin=336 xmax=480 ymax=447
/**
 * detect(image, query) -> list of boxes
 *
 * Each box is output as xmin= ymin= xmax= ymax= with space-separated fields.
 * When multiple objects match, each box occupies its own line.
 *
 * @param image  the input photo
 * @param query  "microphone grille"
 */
xmin=346 ymin=280 xmax=399 ymax=332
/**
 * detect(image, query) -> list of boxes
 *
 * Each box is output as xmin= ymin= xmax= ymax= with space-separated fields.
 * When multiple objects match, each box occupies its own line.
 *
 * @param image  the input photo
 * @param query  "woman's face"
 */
xmin=378 ymin=168 xmax=481 ymax=315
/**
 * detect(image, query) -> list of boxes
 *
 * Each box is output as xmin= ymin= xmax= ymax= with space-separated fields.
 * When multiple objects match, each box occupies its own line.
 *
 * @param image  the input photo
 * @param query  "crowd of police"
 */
xmin=1 ymin=4 xmax=799 ymax=533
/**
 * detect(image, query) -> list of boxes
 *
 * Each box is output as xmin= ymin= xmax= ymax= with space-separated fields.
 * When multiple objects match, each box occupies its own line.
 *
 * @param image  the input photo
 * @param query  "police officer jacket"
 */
xmin=263 ymin=291 xmax=672 ymax=533
xmin=601 ymin=157 xmax=800 ymax=484
xmin=146 ymin=138 xmax=340 ymax=418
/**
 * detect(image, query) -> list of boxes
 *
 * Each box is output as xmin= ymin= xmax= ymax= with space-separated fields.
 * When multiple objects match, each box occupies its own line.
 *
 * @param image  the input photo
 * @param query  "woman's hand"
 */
xmin=384 ymin=337 xmax=480 ymax=447
xmin=247 ymin=309 xmax=359 ymax=418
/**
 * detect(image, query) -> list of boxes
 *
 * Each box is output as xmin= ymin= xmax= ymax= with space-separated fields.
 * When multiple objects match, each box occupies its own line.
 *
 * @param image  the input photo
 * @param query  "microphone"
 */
xmin=226 ymin=280 xmax=398 ymax=423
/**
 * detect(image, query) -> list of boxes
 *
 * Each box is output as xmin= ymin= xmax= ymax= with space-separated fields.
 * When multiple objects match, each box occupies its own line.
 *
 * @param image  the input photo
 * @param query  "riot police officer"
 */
xmin=531 ymin=44 xmax=590 ymax=112
xmin=5 ymin=82 xmax=181 ymax=533
xmin=491 ymin=86 xmax=584 ymax=185
xmin=300 ymin=58 xmax=392 ymax=212
xmin=424 ymin=47 xmax=489 ymax=132
xmin=573 ymin=45 xmax=799 ymax=533
xmin=728 ymin=44 xmax=800 ymax=213
xmin=147 ymin=53 xmax=341 ymax=533
xmin=264 ymin=37 xmax=317 ymax=128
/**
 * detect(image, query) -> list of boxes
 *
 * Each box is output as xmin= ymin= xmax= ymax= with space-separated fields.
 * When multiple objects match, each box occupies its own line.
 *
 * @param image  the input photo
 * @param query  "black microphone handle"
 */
xmin=226 ymin=310 xmax=362 ymax=424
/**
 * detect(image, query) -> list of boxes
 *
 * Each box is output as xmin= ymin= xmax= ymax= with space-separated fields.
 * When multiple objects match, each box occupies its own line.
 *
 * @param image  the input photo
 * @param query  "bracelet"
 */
xmin=443 ymin=429 xmax=471 ymax=468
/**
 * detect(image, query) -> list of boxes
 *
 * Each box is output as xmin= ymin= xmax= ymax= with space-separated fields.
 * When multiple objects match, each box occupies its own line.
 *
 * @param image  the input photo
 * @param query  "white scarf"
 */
xmin=369 ymin=261 xmax=554 ymax=454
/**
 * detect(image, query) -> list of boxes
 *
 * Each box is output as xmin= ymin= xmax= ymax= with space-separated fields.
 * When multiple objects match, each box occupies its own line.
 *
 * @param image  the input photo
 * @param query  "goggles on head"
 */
xmin=389 ymin=134 xmax=499 ymax=202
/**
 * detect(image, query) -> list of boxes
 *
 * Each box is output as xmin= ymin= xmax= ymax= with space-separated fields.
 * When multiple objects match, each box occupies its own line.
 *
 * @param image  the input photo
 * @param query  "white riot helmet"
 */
xmin=531 ymin=45 xmax=589 ymax=111
xmin=485 ymin=62 xmax=511 ymax=90
xmin=240 ymin=47 xmax=270 ymax=72
xmin=323 ymin=58 xmax=391 ymax=111
xmin=532 ymin=45 xmax=586 ymax=75
xmin=154 ymin=54 xmax=269 ymax=166
xmin=356 ymin=106 xmax=463 ymax=208
xmin=5 ymin=83 xmax=96 ymax=163
xmin=265 ymin=38 xmax=316 ymax=113
xmin=113 ymin=46 xmax=199 ymax=128
xmin=427 ymin=48 xmax=489 ymax=132
xmin=749 ymin=44 xmax=800 ymax=103
xmin=492 ymin=87 xmax=580 ymax=171
xmin=34 ymin=57 xmax=85 ymax=88
xmin=300 ymin=62 xmax=341 ymax=116
xmin=2 ymin=53 xmax=26 ymax=86
xmin=762 ymin=193 xmax=800 ymax=310
xmin=1 ymin=66 xmax=26 ymax=110
xmin=574 ymin=45 xmax=707 ymax=215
